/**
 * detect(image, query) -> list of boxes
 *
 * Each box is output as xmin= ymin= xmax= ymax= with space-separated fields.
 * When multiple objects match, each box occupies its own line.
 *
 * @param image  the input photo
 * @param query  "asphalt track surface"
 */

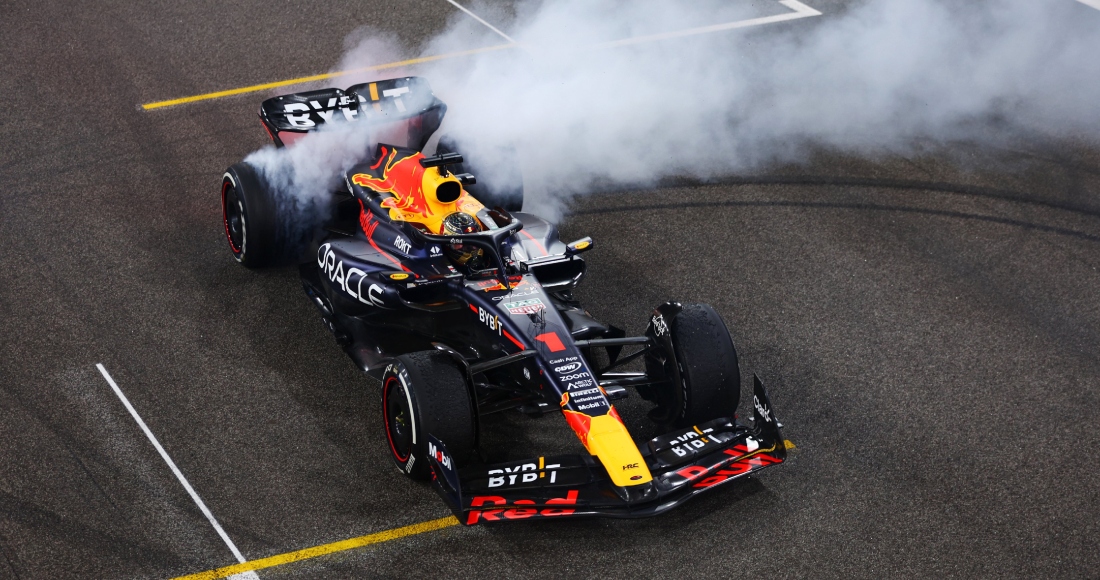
xmin=2 ymin=1 xmax=1099 ymax=578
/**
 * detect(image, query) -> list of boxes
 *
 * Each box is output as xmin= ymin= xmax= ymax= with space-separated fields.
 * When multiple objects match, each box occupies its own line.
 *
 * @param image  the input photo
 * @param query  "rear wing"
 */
xmin=258 ymin=76 xmax=446 ymax=150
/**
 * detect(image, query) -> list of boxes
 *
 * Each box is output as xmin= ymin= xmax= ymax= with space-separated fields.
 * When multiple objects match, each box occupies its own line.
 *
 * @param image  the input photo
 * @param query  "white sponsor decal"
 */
xmin=382 ymin=86 xmax=410 ymax=112
xmin=651 ymin=314 xmax=669 ymax=336
xmin=566 ymin=379 xmax=595 ymax=390
xmin=394 ymin=235 xmax=412 ymax=254
xmin=668 ymin=428 xmax=716 ymax=457
xmin=478 ymin=306 xmax=503 ymax=336
xmin=754 ymin=395 xmax=772 ymax=423
xmin=500 ymin=287 xmax=540 ymax=300
xmin=549 ymin=356 xmax=579 ymax=365
xmin=554 ymin=362 xmax=582 ymax=374
xmin=427 ymin=440 xmax=452 ymax=470
xmin=317 ymin=243 xmax=385 ymax=307
xmin=488 ymin=461 xmax=561 ymax=487
xmin=558 ymin=372 xmax=590 ymax=382
xmin=282 ymin=97 xmax=358 ymax=128
xmin=572 ymin=396 xmax=603 ymax=404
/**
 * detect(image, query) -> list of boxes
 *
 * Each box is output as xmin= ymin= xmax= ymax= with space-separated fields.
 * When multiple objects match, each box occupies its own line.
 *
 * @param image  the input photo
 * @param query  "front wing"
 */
xmin=428 ymin=376 xmax=787 ymax=525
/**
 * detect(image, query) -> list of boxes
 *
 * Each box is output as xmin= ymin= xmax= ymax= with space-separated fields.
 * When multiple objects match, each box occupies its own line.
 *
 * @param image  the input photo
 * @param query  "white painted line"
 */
xmin=445 ymin=0 xmax=516 ymax=43
xmin=1076 ymin=0 xmax=1100 ymax=11
xmin=593 ymin=0 xmax=822 ymax=49
xmin=96 ymin=364 xmax=259 ymax=579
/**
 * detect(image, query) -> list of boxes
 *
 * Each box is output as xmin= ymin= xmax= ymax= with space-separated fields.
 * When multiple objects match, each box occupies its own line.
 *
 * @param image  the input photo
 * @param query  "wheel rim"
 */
xmin=222 ymin=181 xmax=245 ymax=255
xmin=383 ymin=377 xmax=412 ymax=462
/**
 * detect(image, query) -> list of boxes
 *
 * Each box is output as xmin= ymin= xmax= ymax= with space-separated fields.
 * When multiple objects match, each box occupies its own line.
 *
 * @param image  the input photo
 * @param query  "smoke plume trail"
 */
xmin=248 ymin=0 xmax=1100 ymax=222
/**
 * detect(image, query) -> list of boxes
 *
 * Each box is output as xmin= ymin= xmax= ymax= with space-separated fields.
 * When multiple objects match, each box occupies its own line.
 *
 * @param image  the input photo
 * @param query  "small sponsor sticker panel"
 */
xmin=501 ymin=297 xmax=545 ymax=315
xmin=544 ymin=353 xmax=609 ymax=413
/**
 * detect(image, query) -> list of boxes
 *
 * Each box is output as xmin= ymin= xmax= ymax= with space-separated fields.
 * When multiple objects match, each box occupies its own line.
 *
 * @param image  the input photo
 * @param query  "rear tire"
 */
xmin=646 ymin=304 xmax=741 ymax=429
xmin=221 ymin=162 xmax=282 ymax=268
xmin=381 ymin=352 xmax=477 ymax=480
xmin=436 ymin=135 xmax=524 ymax=212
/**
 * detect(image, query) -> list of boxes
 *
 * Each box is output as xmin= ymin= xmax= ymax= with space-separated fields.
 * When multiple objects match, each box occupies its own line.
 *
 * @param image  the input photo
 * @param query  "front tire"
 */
xmin=221 ymin=162 xmax=281 ymax=268
xmin=381 ymin=352 xmax=477 ymax=480
xmin=645 ymin=303 xmax=741 ymax=429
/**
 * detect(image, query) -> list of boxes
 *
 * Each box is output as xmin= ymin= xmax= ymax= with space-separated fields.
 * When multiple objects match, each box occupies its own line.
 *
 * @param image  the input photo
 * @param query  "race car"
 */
xmin=221 ymin=76 xmax=786 ymax=524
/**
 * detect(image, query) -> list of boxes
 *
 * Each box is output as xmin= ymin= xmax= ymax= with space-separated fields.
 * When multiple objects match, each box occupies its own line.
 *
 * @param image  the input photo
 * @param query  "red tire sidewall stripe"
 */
xmin=222 ymin=179 xmax=242 ymax=254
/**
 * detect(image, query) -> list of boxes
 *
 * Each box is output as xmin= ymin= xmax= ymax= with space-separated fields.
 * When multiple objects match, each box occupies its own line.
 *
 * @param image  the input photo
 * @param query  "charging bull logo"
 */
xmin=351 ymin=146 xmax=432 ymax=218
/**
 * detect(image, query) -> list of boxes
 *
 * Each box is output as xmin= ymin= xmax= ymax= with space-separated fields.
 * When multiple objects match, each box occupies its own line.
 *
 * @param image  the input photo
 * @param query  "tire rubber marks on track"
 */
xmin=140 ymin=0 xmax=823 ymax=110
xmin=593 ymin=0 xmax=822 ymax=49
xmin=96 ymin=364 xmax=260 ymax=580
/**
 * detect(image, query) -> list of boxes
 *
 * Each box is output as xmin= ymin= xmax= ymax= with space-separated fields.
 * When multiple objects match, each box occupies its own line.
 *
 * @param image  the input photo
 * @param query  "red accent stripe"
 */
xmin=535 ymin=332 xmax=566 ymax=352
xmin=360 ymin=205 xmax=411 ymax=272
xmin=519 ymin=229 xmax=549 ymax=257
xmin=382 ymin=377 xmax=410 ymax=463
xmin=502 ymin=329 xmax=525 ymax=350
xmin=221 ymin=180 xmax=241 ymax=254
xmin=469 ymin=304 xmax=526 ymax=350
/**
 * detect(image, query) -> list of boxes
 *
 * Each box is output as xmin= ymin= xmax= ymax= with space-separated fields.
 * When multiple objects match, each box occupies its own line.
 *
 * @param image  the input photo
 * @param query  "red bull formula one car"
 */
xmin=221 ymin=77 xmax=786 ymax=524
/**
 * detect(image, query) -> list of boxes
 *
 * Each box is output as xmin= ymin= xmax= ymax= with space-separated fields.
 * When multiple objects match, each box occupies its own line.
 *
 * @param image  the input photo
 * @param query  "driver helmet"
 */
xmin=441 ymin=211 xmax=485 ymax=267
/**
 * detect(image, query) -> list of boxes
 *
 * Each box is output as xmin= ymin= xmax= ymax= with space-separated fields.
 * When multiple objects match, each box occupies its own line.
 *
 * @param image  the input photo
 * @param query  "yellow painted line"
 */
xmin=172 ymin=515 xmax=459 ymax=580
xmin=141 ymin=2 xmax=823 ymax=111
xmin=141 ymin=44 xmax=515 ymax=110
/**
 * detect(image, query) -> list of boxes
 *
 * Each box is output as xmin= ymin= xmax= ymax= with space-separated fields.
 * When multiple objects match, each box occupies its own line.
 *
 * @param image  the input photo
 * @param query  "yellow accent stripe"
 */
xmin=172 ymin=516 xmax=459 ymax=580
xmin=141 ymin=44 xmax=515 ymax=110
xmin=784 ymin=439 xmax=797 ymax=451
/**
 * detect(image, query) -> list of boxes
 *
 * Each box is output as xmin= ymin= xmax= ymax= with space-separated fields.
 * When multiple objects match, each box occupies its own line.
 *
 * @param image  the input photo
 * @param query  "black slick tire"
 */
xmin=649 ymin=304 xmax=741 ymax=429
xmin=381 ymin=351 xmax=477 ymax=480
xmin=221 ymin=162 xmax=280 ymax=268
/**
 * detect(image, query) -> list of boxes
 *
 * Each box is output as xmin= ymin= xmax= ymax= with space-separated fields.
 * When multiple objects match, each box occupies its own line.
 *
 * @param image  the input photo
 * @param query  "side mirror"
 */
xmin=566 ymin=237 xmax=594 ymax=255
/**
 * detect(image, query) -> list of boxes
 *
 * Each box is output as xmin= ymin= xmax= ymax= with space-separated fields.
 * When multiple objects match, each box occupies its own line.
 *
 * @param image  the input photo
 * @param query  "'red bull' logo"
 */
xmin=351 ymin=146 xmax=432 ymax=218
xmin=466 ymin=490 xmax=579 ymax=524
